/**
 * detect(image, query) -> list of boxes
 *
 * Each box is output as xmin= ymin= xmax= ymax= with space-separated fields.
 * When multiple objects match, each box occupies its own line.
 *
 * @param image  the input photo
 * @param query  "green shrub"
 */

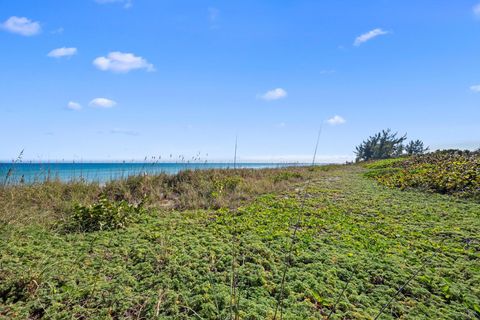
xmin=272 ymin=172 xmax=303 ymax=183
xmin=363 ymin=167 xmax=402 ymax=179
xmin=364 ymin=158 xmax=407 ymax=170
xmin=365 ymin=151 xmax=480 ymax=200
xmin=66 ymin=196 xmax=146 ymax=232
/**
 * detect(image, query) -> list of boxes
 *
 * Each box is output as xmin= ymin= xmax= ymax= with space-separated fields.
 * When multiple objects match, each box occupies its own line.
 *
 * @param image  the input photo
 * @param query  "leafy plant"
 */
xmin=1 ymin=164 xmax=479 ymax=318
xmin=66 ymin=196 xmax=146 ymax=232
xmin=272 ymin=171 xmax=302 ymax=183
xmin=366 ymin=150 xmax=480 ymax=200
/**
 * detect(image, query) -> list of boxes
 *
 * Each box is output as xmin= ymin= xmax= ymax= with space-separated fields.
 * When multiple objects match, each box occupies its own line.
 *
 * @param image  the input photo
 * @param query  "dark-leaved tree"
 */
xmin=405 ymin=139 xmax=429 ymax=155
xmin=355 ymin=129 xmax=407 ymax=162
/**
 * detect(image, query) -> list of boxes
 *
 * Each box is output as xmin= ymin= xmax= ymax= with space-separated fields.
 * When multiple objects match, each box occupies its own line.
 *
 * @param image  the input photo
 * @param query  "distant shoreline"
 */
xmin=0 ymin=162 xmax=319 ymax=185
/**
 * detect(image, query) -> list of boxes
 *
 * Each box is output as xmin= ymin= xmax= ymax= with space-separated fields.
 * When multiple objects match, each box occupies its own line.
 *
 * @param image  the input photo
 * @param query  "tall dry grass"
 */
xmin=0 ymin=166 xmax=335 ymax=226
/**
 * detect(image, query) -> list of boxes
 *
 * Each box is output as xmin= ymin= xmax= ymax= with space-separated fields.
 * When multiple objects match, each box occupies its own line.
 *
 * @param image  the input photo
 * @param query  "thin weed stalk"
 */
xmin=233 ymin=135 xmax=238 ymax=170
xmin=311 ymin=125 xmax=323 ymax=166
xmin=326 ymin=272 xmax=354 ymax=319
xmin=374 ymin=247 xmax=441 ymax=320
xmin=229 ymin=211 xmax=240 ymax=320
xmin=3 ymin=149 xmax=24 ymax=186
xmin=273 ymin=124 xmax=324 ymax=319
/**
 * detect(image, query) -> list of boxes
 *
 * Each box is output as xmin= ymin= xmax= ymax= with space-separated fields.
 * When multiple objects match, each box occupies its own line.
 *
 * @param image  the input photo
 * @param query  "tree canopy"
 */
xmin=355 ymin=129 xmax=427 ymax=162
xmin=405 ymin=139 xmax=429 ymax=155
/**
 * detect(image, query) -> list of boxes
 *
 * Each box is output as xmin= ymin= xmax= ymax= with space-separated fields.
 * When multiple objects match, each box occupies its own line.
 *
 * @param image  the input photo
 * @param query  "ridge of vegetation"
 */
xmin=364 ymin=150 xmax=480 ymax=201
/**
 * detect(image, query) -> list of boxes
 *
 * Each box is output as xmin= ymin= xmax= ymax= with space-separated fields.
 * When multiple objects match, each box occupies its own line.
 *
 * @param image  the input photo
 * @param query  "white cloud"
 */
xmin=1 ymin=16 xmax=41 ymax=36
xmin=354 ymin=28 xmax=389 ymax=46
xmin=67 ymin=101 xmax=82 ymax=111
xmin=93 ymin=51 xmax=154 ymax=73
xmin=89 ymin=98 xmax=117 ymax=108
xmin=470 ymin=85 xmax=480 ymax=92
xmin=474 ymin=3 xmax=480 ymax=16
xmin=327 ymin=115 xmax=346 ymax=125
xmin=95 ymin=0 xmax=132 ymax=9
xmin=48 ymin=47 xmax=77 ymax=58
xmin=259 ymin=88 xmax=288 ymax=101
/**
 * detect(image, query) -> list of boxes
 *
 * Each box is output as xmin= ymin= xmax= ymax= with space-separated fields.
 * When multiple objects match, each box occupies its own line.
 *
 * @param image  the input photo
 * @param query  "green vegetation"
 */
xmin=355 ymin=129 xmax=427 ymax=162
xmin=0 ymin=167 xmax=308 ymax=226
xmin=1 ymin=163 xmax=479 ymax=319
xmin=404 ymin=140 xmax=429 ymax=156
xmin=365 ymin=150 xmax=480 ymax=201
xmin=65 ymin=196 xmax=146 ymax=232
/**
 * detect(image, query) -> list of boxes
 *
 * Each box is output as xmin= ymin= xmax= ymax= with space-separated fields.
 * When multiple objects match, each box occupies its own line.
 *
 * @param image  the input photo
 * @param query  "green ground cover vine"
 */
xmin=1 ymin=164 xmax=479 ymax=319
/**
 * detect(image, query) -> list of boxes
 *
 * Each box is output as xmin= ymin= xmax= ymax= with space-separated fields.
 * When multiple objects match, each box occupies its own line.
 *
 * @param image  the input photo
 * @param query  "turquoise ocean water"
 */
xmin=0 ymin=162 xmax=302 ymax=184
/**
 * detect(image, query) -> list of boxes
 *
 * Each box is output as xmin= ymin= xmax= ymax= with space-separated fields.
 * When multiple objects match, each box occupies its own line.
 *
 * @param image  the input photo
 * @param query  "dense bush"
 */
xmin=405 ymin=139 xmax=429 ymax=155
xmin=355 ymin=129 xmax=428 ymax=162
xmin=66 ymin=196 xmax=146 ymax=232
xmin=272 ymin=171 xmax=303 ymax=183
xmin=366 ymin=150 xmax=480 ymax=200
xmin=355 ymin=129 xmax=406 ymax=162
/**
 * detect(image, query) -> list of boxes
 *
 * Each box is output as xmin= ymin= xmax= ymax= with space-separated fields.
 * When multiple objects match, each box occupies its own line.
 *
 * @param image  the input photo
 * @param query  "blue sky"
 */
xmin=1 ymin=0 xmax=479 ymax=162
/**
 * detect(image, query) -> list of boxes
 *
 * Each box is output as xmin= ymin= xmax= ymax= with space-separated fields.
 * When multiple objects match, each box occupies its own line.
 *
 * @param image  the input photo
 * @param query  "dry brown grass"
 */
xmin=0 ymin=165 xmax=337 ymax=226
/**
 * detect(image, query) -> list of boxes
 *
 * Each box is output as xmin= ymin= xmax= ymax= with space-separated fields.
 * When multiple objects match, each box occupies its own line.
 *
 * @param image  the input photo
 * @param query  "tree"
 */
xmin=405 ymin=139 xmax=429 ymax=155
xmin=355 ymin=129 xmax=407 ymax=162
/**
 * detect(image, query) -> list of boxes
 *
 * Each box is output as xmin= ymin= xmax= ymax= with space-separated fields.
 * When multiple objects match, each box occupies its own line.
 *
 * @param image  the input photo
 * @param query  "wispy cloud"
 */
xmin=319 ymin=69 xmax=336 ymax=75
xmin=474 ymin=3 xmax=480 ymax=17
xmin=51 ymin=27 xmax=64 ymax=35
xmin=208 ymin=7 xmax=220 ymax=28
xmin=1 ymin=16 xmax=41 ymax=36
xmin=208 ymin=7 xmax=220 ymax=22
xmin=48 ymin=47 xmax=77 ymax=58
xmin=95 ymin=0 xmax=132 ymax=9
xmin=242 ymin=154 xmax=354 ymax=163
xmin=93 ymin=51 xmax=154 ymax=73
xmin=354 ymin=28 xmax=389 ymax=46
xmin=89 ymin=98 xmax=117 ymax=108
xmin=327 ymin=115 xmax=346 ymax=125
xmin=67 ymin=101 xmax=82 ymax=111
xmin=110 ymin=128 xmax=139 ymax=136
xmin=470 ymin=84 xmax=480 ymax=92
xmin=259 ymin=88 xmax=288 ymax=101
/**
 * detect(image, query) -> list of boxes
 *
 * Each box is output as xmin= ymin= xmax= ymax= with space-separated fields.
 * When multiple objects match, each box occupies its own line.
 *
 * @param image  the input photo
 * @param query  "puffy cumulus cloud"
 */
xmin=89 ymin=98 xmax=117 ymax=108
xmin=1 ymin=16 xmax=41 ymax=36
xmin=93 ymin=51 xmax=154 ymax=73
xmin=327 ymin=115 xmax=346 ymax=125
xmin=48 ymin=47 xmax=77 ymax=58
xmin=67 ymin=101 xmax=82 ymax=110
xmin=259 ymin=88 xmax=287 ymax=101
xmin=354 ymin=28 xmax=389 ymax=46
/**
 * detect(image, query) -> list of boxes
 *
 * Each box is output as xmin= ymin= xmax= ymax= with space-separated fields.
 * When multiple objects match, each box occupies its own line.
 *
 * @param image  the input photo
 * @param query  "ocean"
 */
xmin=0 ymin=162 xmax=302 ymax=184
